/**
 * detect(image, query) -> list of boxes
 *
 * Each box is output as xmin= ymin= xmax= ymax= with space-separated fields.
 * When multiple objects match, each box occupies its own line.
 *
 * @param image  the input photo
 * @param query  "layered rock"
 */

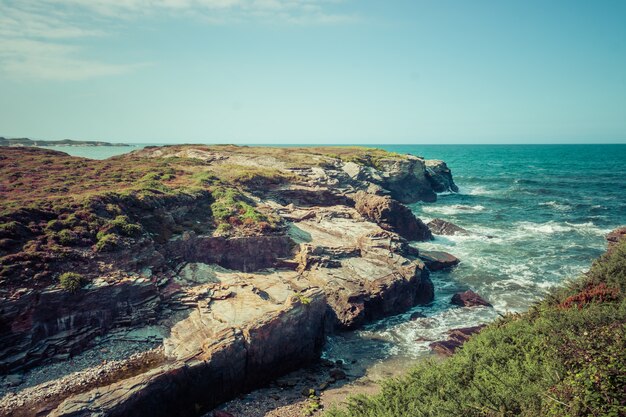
xmin=425 ymin=160 xmax=458 ymax=193
xmin=353 ymin=191 xmax=432 ymax=241
xmin=418 ymin=250 xmax=460 ymax=271
xmin=0 ymin=145 xmax=456 ymax=417
xmin=0 ymin=277 xmax=159 ymax=374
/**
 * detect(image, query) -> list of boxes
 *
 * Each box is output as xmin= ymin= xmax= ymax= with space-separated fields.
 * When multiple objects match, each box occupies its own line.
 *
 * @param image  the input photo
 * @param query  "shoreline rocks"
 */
xmin=429 ymin=325 xmax=487 ymax=356
xmin=426 ymin=219 xmax=468 ymax=236
xmin=418 ymin=250 xmax=460 ymax=271
xmin=451 ymin=290 xmax=492 ymax=308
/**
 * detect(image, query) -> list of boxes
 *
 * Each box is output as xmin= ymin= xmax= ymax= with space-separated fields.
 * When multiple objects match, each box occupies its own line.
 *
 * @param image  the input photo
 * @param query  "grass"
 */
xmin=326 ymin=239 xmax=626 ymax=417
xmin=0 ymin=145 xmax=409 ymax=288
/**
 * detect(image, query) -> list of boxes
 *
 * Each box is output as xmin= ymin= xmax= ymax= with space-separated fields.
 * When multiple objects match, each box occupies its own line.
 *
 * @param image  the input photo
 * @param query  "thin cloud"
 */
xmin=0 ymin=0 xmax=357 ymax=81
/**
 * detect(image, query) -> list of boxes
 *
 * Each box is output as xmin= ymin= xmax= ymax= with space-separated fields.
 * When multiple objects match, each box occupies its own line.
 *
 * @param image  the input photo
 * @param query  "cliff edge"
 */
xmin=0 ymin=145 xmax=457 ymax=417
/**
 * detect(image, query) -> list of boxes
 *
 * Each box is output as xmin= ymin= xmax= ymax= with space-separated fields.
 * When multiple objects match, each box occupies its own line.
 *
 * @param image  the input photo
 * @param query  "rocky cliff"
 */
xmin=0 ymin=145 xmax=457 ymax=416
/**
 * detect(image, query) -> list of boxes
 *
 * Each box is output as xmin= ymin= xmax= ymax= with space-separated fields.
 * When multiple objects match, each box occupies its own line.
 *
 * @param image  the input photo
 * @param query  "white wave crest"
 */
xmin=514 ymin=221 xmax=610 ymax=237
xmin=422 ymin=204 xmax=486 ymax=216
xmin=457 ymin=185 xmax=497 ymax=196
xmin=539 ymin=201 xmax=572 ymax=211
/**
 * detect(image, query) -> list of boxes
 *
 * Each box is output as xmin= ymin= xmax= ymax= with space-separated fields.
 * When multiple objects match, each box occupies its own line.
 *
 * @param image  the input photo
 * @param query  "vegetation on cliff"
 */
xmin=1 ymin=145 xmax=436 ymax=290
xmin=327 ymin=238 xmax=626 ymax=417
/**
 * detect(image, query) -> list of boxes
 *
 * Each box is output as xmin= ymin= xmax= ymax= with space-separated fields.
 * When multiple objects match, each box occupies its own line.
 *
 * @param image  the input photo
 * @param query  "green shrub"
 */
xmin=57 ymin=229 xmax=76 ymax=246
xmin=326 ymin=240 xmax=626 ymax=417
xmin=110 ymin=215 xmax=141 ymax=237
xmin=59 ymin=272 xmax=85 ymax=292
xmin=95 ymin=233 xmax=120 ymax=252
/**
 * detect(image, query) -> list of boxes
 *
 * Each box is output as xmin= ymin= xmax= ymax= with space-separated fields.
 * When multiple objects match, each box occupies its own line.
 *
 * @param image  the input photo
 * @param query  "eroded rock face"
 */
xmin=353 ymin=191 xmax=432 ymax=241
xmin=50 ymin=290 xmax=327 ymax=417
xmin=0 ymin=278 xmax=159 ymax=373
xmin=427 ymin=219 xmax=469 ymax=236
xmin=451 ymin=290 xmax=492 ymax=308
xmin=165 ymin=234 xmax=296 ymax=272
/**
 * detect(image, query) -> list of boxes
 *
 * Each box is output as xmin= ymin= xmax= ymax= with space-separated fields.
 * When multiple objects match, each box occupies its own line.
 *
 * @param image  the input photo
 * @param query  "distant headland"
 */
xmin=0 ymin=137 xmax=130 ymax=147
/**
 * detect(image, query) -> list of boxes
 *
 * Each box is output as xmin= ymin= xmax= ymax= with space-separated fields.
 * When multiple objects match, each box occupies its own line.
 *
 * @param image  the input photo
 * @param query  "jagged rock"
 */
xmin=429 ymin=325 xmax=486 ymax=356
xmin=353 ymin=191 xmax=432 ymax=241
xmin=451 ymin=290 xmax=492 ymax=307
xmin=427 ymin=219 xmax=468 ymax=236
xmin=418 ymin=250 xmax=460 ymax=271
xmin=425 ymin=160 xmax=459 ymax=193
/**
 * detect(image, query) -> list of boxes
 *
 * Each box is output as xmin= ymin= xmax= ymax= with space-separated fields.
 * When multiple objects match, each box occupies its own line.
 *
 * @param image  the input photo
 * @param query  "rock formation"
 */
xmin=429 ymin=325 xmax=486 ymax=356
xmin=451 ymin=290 xmax=492 ymax=307
xmin=353 ymin=191 xmax=432 ymax=241
xmin=0 ymin=145 xmax=457 ymax=417
xmin=427 ymin=218 xmax=469 ymax=236
xmin=418 ymin=250 xmax=460 ymax=271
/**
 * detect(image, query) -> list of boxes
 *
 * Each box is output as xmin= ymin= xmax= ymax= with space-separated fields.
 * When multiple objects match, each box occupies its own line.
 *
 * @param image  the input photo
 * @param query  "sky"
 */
xmin=0 ymin=0 xmax=625 ymax=144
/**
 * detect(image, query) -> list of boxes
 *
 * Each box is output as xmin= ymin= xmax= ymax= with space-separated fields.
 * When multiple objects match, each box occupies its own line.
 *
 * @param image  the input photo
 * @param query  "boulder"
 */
xmin=353 ymin=191 xmax=432 ymax=241
xmin=451 ymin=290 xmax=492 ymax=307
xmin=427 ymin=219 xmax=468 ymax=236
xmin=429 ymin=325 xmax=486 ymax=356
xmin=418 ymin=250 xmax=460 ymax=271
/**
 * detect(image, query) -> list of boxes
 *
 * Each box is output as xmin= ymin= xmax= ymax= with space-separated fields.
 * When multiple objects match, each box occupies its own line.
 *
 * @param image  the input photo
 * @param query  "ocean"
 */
xmin=39 ymin=143 xmax=626 ymax=374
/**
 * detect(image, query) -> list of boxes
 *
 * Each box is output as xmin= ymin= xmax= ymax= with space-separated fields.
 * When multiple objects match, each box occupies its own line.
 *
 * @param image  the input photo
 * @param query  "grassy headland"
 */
xmin=0 ymin=145 xmax=415 ymax=289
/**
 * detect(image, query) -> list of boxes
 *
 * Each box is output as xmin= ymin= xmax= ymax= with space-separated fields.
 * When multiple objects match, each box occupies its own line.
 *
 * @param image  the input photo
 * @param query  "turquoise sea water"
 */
xmin=38 ymin=144 xmax=626 ymax=366
xmin=324 ymin=144 xmax=626 ymax=367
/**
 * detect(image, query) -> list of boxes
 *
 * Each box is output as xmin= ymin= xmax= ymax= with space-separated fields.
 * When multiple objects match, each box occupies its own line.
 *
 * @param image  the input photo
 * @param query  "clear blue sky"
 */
xmin=1 ymin=0 xmax=625 ymax=144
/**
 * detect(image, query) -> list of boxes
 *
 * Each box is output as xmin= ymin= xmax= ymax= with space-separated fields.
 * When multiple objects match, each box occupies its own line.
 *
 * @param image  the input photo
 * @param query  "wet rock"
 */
xmin=425 ymin=160 xmax=459 ymax=193
xmin=329 ymin=368 xmax=346 ymax=381
xmin=410 ymin=312 xmax=426 ymax=320
xmin=451 ymin=290 xmax=492 ymax=307
xmin=427 ymin=219 xmax=468 ymax=236
xmin=353 ymin=191 xmax=432 ymax=241
xmin=418 ymin=250 xmax=460 ymax=271
xmin=429 ymin=325 xmax=486 ymax=356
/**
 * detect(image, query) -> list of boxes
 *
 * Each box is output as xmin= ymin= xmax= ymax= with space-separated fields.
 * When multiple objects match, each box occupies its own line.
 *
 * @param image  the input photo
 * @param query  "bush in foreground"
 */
xmin=326 ymin=239 xmax=626 ymax=417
